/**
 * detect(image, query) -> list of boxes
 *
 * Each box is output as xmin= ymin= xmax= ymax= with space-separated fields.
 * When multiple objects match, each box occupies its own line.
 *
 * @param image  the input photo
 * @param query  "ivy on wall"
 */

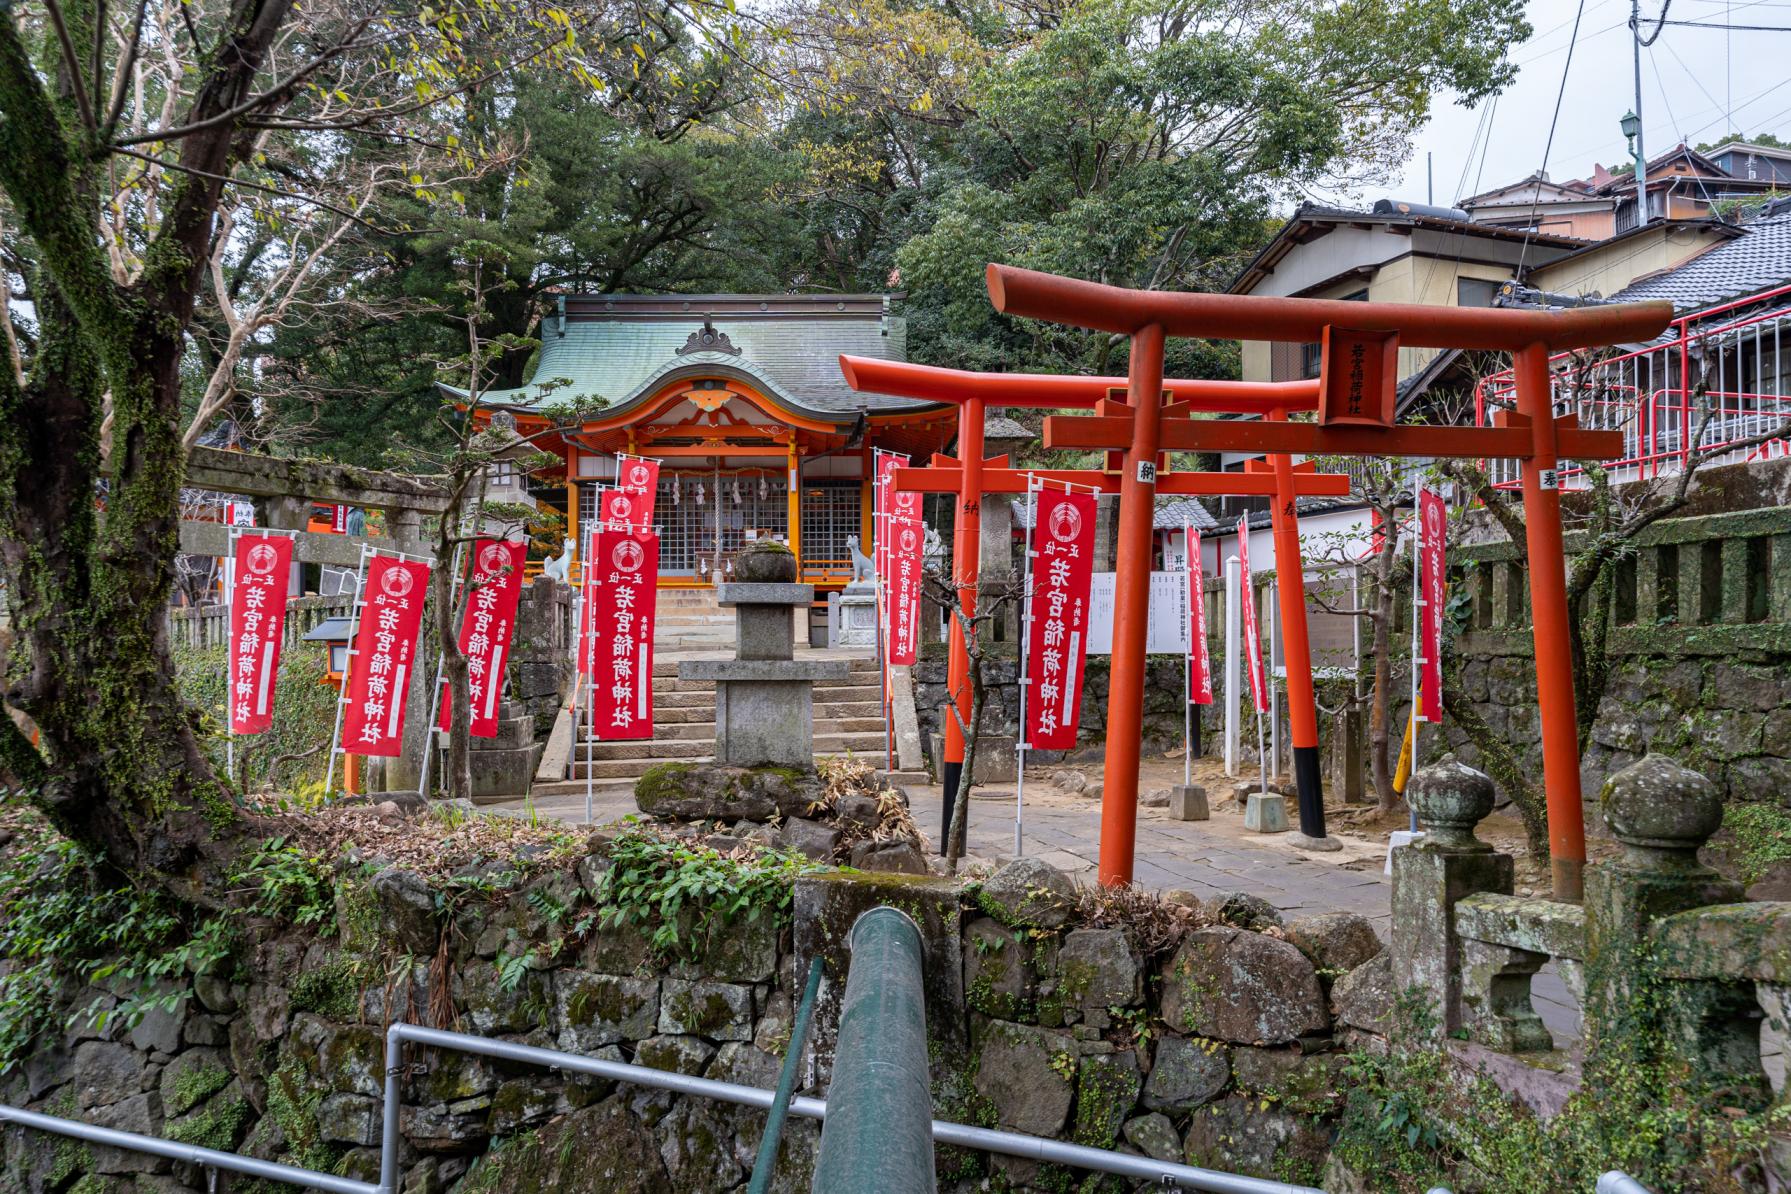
xmin=173 ymin=645 xmax=340 ymax=793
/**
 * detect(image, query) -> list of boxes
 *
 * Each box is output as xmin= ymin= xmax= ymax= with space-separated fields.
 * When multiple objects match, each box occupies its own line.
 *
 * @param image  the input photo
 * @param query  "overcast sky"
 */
xmin=1339 ymin=0 xmax=1786 ymax=209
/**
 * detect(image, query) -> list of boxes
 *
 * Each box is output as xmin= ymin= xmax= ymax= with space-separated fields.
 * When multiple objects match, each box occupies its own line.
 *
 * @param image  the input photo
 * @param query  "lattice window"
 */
xmin=801 ymin=481 xmax=860 ymax=569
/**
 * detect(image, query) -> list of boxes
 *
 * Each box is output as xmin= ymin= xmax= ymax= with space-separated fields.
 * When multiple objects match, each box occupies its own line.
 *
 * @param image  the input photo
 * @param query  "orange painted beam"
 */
xmin=1043 ymin=416 xmax=1624 ymax=461
xmin=839 ymin=355 xmax=1319 ymax=414
xmin=985 ymin=264 xmax=1676 ymax=351
xmin=891 ymin=466 xmax=1350 ymax=498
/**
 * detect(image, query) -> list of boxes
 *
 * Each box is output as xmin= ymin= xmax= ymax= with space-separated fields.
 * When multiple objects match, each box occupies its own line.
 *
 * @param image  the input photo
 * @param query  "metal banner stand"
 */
xmin=1013 ymin=476 xmax=1040 ymax=857
xmin=223 ymin=525 xmax=302 ymax=789
xmin=324 ymin=544 xmax=373 ymax=795
xmin=1224 ymin=555 xmax=1240 ymax=777
xmin=583 ymin=557 xmax=594 ymax=825
xmin=417 ymin=544 xmax=466 ymax=801
xmin=1408 ymin=483 xmax=1425 ymax=833
xmin=225 ymin=525 xmax=239 ymax=784
xmin=323 ymin=545 xmax=436 ymax=798
xmin=1182 ymin=522 xmax=1193 ymax=788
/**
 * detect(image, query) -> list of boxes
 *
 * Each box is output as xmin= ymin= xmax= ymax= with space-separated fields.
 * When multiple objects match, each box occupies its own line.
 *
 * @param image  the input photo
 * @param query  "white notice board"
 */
xmin=1085 ymin=571 xmax=1189 ymax=655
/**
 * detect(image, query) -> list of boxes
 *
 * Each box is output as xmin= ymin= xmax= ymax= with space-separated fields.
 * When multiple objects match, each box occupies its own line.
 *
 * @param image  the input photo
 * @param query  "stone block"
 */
xmin=794 ymin=871 xmax=964 ymax=1068
xmin=1073 ymin=1051 xmax=1142 ymax=1147
xmin=318 ymin=1092 xmax=382 ymax=1147
xmin=715 ymin=679 xmax=816 ymax=769
xmin=972 ymin=1019 xmax=1076 ymax=1136
xmin=1243 ymin=793 xmax=1288 ymax=833
xmin=635 ymin=763 xmax=822 ymax=822
xmin=1182 ymin=1093 xmax=1330 ymax=1181
xmin=1331 ymin=953 xmax=1395 ymax=1034
xmin=635 ymin=1034 xmax=718 ymax=1075
xmin=977 ymin=857 xmax=1077 ymax=930
xmin=848 ymin=840 xmax=928 ymax=874
xmin=1140 ymin=1035 xmax=1230 ymax=1112
xmin=1170 ymin=784 xmax=1209 ymax=821
xmin=1123 ymin=1112 xmax=1181 ymax=1162
xmin=1214 ymin=891 xmax=1284 ymax=931
xmin=657 ymin=979 xmax=754 ymax=1040
xmin=778 ymin=816 xmax=841 ymax=862
xmin=465 ymin=745 xmax=538 ymax=802
xmin=964 ymin=918 xmax=1035 ymax=1017
xmin=1285 ymin=912 xmax=1383 ymax=975
xmin=715 ymin=581 xmax=813 ymax=607
xmin=1056 ymin=928 xmax=1143 ymax=1021
xmin=1159 ymin=927 xmax=1328 ymax=1045
xmin=554 ymin=972 xmax=659 ymax=1051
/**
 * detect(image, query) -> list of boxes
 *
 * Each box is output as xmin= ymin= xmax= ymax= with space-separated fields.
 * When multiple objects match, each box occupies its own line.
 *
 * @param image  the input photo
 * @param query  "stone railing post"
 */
xmin=1585 ymin=755 xmax=1765 ymax=1103
xmin=1391 ymin=756 xmax=1512 ymax=1040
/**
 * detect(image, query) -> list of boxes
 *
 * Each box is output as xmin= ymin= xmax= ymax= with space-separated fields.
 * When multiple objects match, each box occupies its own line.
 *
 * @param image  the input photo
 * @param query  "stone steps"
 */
xmin=577 ymin=729 xmax=888 ymax=764
xmin=571 ymin=716 xmax=886 ymax=752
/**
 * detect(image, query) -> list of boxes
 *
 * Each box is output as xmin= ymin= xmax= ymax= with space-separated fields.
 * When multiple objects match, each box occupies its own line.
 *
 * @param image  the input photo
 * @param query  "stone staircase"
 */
xmin=652 ymin=588 xmax=737 ymax=650
xmin=533 ymin=654 xmax=889 ymax=801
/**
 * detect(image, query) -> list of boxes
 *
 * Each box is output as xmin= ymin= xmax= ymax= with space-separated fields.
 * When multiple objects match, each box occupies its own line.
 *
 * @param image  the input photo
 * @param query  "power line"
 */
xmin=1520 ymin=0 xmax=1590 ymax=271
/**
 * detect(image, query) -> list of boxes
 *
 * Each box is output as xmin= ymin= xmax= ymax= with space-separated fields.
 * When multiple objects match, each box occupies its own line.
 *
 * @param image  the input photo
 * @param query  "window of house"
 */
xmin=1457 ymin=278 xmax=1501 ymax=308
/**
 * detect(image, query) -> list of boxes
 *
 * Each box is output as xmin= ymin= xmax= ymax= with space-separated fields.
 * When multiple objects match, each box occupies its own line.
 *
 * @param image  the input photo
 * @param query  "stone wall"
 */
xmin=510 ymin=577 xmax=573 ymax=737
xmin=1444 ymin=500 xmax=1791 ymax=808
xmin=0 ymin=845 xmax=1387 ymax=1192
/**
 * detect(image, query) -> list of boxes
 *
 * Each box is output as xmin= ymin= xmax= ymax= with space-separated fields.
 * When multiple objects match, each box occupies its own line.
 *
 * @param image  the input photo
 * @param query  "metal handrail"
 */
xmin=747 ymin=955 xmax=823 ymax=1193
xmin=7 ymin=1012 xmax=1325 ymax=1194
xmin=0 ymin=1103 xmax=376 ymax=1194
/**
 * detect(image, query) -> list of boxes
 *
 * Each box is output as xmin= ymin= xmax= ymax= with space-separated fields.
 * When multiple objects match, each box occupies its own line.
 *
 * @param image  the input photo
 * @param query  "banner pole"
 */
xmin=1014 ymin=476 xmax=1040 ymax=858
xmin=324 ymin=544 xmax=371 ymax=796
xmin=225 ymin=525 xmax=239 ymax=786
xmin=583 ymin=559 xmax=594 ymax=825
xmin=417 ymin=543 xmax=464 ymax=801
xmin=1183 ymin=524 xmax=1193 ymax=789
xmin=1409 ymin=482 xmax=1424 ymax=833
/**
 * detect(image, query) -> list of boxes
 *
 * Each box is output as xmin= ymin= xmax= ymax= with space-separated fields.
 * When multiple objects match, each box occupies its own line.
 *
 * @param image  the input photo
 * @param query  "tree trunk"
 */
xmin=945 ymin=676 xmax=984 ymax=873
xmin=1368 ymin=550 xmax=1399 ymax=814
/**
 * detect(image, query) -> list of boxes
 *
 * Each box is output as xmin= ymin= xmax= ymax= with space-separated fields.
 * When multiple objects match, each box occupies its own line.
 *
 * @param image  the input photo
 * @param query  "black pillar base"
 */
xmin=1293 ymin=744 xmax=1326 ymax=839
xmin=940 ymin=760 xmax=962 ymax=856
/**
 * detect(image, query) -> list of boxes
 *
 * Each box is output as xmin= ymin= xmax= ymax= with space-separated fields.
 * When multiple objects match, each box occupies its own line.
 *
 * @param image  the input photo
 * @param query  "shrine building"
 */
xmin=464 ymin=293 xmax=955 ymax=602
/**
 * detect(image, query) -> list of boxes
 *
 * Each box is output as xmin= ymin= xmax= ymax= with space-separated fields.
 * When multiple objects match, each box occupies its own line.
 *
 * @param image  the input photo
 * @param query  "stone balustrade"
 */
xmin=1391 ymin=751 xmax=1791 ymax=1113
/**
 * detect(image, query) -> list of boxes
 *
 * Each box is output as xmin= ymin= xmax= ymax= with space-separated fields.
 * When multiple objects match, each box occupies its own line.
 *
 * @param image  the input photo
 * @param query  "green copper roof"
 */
xmin=460 ymin=293 xmax=928 ymax=421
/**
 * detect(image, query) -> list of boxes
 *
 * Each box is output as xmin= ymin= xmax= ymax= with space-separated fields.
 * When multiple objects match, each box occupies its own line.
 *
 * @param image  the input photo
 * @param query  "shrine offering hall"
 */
xmin=471 ymin=294 xmax=955 ymax=608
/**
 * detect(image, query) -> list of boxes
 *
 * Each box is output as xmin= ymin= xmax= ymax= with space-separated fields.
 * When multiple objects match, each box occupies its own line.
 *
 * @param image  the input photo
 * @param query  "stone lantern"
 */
xmin=680 ymin=540 xmax=849 ymax=768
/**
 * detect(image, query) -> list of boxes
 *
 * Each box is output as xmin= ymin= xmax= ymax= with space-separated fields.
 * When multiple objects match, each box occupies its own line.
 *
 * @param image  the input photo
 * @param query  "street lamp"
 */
xmin=1620 ymin=110 xmax=1639 ymax=154
xmin=304 ymin=616 xmax=358 ymax=794
xmin=304 ymin=616 xmax=354 ymax=681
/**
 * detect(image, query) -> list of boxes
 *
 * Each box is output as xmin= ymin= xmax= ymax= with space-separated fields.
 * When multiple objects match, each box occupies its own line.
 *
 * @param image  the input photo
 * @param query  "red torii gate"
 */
xmin=838 ymin=356 xmax=1350 ymax=851
xmin=986 ymin=263 xmax=1674 ymax=899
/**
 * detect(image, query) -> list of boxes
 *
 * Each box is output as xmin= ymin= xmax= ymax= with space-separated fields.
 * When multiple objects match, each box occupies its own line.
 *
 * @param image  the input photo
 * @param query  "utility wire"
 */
xmin=1519 ymin=0 xmax=1590 ymax=272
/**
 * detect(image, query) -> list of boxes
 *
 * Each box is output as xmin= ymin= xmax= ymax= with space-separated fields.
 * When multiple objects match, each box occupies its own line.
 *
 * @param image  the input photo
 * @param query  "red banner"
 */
xmin=600 ymin=485 xmax=647 ymax=532
xmin=1238 ymin=516 xmax=1270 ymax=714
xmin=227 ymin=534 xmax=294 ymax=734
xmin=616 ymin=455 xmax=660 ymax=528
xmin=885 ymin=510 xmax=925 ymax=666
xmin=588 ymin=526 xmax=659 ymax=740
xmin=578 ymin=563 xmax=597 ymax=676
xmin=1186 ymin=528 xmax=1212 ymax=705
xmin=874 ymin=452 xmax=909 ymax=588
xmin=1025 ymin=490 xmax=1097 ymax=750
xmin=343 ymin=555 xmax=431 ymax=757
xmin=438 ymin=539 xmax=527 ymax=737
xmin=1418 ymin=488 xmax=1446 ymax=723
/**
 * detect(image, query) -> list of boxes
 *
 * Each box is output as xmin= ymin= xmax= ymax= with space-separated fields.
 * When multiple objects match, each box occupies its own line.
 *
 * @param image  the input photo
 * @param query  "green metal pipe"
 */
xmin=748 ymin=956 xmax=823 ymax=1194
xmin=812 ymin=906 xmax=936 ymax=1194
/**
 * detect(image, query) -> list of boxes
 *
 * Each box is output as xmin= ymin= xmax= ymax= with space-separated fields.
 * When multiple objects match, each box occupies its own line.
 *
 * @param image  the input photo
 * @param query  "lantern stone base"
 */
xmin=829 ymin=586 xmax=879 ymax=649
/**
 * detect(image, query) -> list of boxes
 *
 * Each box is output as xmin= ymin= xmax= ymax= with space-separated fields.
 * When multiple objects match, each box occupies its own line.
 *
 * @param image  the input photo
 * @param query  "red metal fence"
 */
xmin=1474 ymin=282 xmax=1791 ymax=488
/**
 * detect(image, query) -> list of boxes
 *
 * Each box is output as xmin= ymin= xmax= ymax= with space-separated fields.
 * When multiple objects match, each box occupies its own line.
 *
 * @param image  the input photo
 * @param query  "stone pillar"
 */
xmin=1584 ymin=755 xmax=1763 ymax=1102
xmin=679 ymin=541 xmax=847 ymax=769
xmin=259 ymin=494 xmax=310 ymax=597
xmin=1390 ymin=756 xmax=1512 ymax=1040
xmin=978 ymin=492 xmax=1016 ymax=645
